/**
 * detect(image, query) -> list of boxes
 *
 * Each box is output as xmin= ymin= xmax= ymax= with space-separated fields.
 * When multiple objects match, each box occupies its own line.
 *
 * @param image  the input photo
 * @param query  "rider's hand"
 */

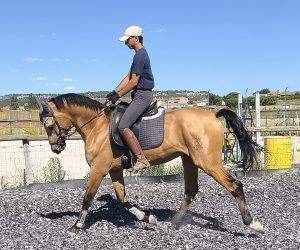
xmin=106 ymin=90 xmax=120 ymax=104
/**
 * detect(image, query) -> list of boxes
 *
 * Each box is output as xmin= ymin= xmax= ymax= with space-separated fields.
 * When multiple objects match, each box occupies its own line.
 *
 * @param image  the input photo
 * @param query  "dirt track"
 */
xmin=0 ymin=170 xmax=299 ymax=249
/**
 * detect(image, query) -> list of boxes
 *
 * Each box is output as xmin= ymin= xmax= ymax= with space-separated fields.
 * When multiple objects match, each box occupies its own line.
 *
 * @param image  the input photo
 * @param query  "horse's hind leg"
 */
xmin=109 ymin=168 xmax=157 ymax=224
xmin=201 ymin=163 xmax=264 ymax=233
xmin=186 ymin=122 xmax=264 ymax=233
xmin=172 ymin=155 xmax=198 ymax=229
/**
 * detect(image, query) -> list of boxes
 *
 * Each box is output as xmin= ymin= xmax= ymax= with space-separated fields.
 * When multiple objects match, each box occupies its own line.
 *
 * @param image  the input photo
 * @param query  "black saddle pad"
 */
xmin=109 ymin=103 xmax=164 ymax=150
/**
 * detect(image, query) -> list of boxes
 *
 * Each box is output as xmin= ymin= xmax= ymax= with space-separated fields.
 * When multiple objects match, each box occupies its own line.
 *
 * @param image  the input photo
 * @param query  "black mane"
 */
xmin=50 ymin=93 xmax=106 ymax=111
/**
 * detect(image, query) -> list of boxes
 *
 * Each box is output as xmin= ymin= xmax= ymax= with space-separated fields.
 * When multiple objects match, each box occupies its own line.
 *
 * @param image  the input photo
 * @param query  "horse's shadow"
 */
xmin=39 ymin=194 xmax=257 ymax=237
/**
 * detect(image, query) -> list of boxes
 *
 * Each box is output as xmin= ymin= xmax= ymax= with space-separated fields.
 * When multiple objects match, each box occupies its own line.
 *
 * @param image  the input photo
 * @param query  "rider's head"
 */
xmin=119 ymin=25 xmax=143 ymax=50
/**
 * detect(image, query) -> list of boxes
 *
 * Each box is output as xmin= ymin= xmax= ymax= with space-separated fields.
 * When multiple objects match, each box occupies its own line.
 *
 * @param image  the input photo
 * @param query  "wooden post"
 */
xmin=8 ymin=111 xmax=12 ymax=135
xmin=22 ymin=139 xmax=33 ymax=185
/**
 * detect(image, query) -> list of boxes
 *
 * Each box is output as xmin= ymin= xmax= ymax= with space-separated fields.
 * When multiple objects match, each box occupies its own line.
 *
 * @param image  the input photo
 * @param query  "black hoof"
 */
xmin=68 ymin=225 xmax=82 ymax=234
xmin=171 ymin=220 xmax=182 ymax=230
xmin=171 ymin=211 xmax=186 ymax=229
xmin=171 ymin=217 xmax=183 ymax=230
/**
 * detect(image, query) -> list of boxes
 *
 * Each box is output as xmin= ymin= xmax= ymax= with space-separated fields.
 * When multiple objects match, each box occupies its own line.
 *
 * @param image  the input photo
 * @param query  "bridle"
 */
xmin=41 ymin=100 xmax=111 ymax=145
xmin=42 ymin=116 xmax=69 ymax=146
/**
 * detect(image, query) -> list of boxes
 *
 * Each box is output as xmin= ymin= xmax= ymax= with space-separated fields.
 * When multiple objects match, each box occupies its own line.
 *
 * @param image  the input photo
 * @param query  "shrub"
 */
xmin=43 ymin=156 xmax=65 ymax=183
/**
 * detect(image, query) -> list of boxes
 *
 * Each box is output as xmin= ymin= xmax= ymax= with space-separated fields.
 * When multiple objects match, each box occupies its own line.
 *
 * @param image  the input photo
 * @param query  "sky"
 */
xmin=0 ymin=0 xmax=299 ymax=96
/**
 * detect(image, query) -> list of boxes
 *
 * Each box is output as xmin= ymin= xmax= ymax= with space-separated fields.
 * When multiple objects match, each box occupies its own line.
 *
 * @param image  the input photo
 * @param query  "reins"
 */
xmin=66 ymin=100 xmax=111 ymax=138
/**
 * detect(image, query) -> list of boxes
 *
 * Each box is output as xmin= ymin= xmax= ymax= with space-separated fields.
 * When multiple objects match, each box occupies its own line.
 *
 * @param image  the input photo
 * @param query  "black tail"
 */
xmin=216 ymin=108 xmax=260 ymax=172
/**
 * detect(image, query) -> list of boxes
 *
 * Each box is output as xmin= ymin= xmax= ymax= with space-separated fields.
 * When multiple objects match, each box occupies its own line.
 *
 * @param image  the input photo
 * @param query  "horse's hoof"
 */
xmin=148 ymin=215 xmax=157 ymax=225
xmin=171 ymin=216 xmax=183 ymax=229
xmin=68 ymin=225 xmax=82 ymax=235
xmin=171 ymin=220 xmax=182 ymax=230
xmin=249 ymin=220 xmax=264 ymax=233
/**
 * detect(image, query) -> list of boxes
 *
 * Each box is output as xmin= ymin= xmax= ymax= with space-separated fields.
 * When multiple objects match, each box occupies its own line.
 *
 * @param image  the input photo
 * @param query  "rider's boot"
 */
xmin=122 ymin=128 xmax=150 ymax=172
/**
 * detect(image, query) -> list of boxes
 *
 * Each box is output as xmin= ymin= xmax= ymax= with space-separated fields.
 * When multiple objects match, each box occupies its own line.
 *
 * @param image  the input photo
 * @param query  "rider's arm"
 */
xmin=114 ymin=74 xmax=129 ymax=94
xmin=115 ymin=73 xmax=140 ymax=97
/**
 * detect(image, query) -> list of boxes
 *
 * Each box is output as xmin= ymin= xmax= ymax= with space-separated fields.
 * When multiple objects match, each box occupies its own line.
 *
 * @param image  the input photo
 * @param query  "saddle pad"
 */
xmin=110 ymin=107 xmax=164 ymax=150
xmin=138 ymin=108 xmax=164 ymax=150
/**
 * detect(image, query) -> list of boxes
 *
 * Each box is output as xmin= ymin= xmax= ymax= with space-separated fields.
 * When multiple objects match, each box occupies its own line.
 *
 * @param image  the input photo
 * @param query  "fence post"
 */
xmin=22 ymin=139 xmax=33 ymax=185
xmin=9 ymin=111 xmax=12 ymax=135
xmin=237 ymin=94 xmax=243 ymax=162
xmin=255 ymin=92 xmax=261 ymax=145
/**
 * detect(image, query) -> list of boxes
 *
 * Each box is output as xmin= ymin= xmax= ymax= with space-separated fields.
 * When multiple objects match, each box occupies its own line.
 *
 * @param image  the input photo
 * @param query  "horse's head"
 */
xmin=38 ymin=101 xmax=73 ymax=154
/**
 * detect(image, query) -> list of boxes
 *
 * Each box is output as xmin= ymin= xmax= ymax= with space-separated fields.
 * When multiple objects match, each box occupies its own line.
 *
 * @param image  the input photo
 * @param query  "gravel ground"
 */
xmin=0 ymin=170 xmax=300 ymax=249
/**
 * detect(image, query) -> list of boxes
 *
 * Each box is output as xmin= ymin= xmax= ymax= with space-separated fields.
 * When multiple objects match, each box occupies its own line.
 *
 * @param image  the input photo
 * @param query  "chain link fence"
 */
xmin=0 ymin=139 xmax=90 ymax=190
xmin=0 ymin=138 xmax=184 ymax=190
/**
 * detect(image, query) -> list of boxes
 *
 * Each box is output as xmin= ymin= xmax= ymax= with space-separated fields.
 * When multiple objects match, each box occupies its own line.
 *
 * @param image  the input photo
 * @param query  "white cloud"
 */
xmin=24 ymin=57 xmax=42 ymax=63
xmin=65 ymin=58 xmax=70 ymax=62
xmin=10 ymin=69 xmax=18 ymax=72
xmin=33 ymin=76 xmax=47 ymax=81
xmin=62 ymin=77 xmax=73 ymax=82
xmin=51 ymin=58 xmax=61 ymax=62
xmin=65 ymin=86 xmax=75 ymax=90
xmin=150 ymin=28 xmax=168 ymax=33
xmin=51 ymin=33 xmax=56 ymax=36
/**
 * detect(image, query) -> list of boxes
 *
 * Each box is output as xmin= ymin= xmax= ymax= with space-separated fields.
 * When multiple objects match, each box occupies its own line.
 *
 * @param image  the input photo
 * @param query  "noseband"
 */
xmin=42 ymin=116 xmax=68 ymax=146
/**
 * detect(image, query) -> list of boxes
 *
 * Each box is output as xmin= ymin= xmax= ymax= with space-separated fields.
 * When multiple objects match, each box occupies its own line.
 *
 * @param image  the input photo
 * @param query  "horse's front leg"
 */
xmin=109 ymin=168 xmax=157 ymax=224
xmin=70 ymin=163 xmax=109 ymax=231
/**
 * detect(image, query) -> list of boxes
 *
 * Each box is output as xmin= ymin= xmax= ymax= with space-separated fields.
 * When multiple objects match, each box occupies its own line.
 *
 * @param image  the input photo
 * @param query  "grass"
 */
xmin=139 ymin=163 xmax=183 ymax=176
xmin=0 ymin=127 xmax=45 ymax=136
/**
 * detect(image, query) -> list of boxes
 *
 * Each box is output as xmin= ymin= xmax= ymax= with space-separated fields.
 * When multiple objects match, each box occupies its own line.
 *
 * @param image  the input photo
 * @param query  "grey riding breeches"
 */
xmin=118 ymin=90 xmax=153 ymax=133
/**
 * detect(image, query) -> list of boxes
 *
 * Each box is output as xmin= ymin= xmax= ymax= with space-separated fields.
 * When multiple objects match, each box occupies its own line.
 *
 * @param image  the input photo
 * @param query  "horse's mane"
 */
xmin=50 ymin=93 xmax=106 ymax=111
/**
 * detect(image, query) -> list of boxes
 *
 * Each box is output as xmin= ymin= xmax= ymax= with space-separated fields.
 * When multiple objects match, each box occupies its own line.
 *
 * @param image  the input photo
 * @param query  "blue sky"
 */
xmin=0 ymin=0 xmax=299 ymax=96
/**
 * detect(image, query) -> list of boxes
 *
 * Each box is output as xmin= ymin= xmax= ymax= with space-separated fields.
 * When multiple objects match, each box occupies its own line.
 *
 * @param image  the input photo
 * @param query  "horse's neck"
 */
xmin=68 ymin=107 xmax=107 ymax=140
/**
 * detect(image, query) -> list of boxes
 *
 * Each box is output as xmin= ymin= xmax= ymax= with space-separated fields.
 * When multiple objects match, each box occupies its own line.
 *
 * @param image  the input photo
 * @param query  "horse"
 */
xmin=38 ymin=93 xmax=264 ymax=233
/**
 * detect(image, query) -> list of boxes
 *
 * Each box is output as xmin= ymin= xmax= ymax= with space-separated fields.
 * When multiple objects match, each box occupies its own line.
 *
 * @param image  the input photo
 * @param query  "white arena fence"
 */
xmin=0 ymin=137 xmax=183 ymax=190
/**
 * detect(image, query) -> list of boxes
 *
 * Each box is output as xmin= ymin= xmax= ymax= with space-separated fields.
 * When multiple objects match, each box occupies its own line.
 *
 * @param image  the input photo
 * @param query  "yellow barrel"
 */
xmin=264 ymin=136 xmax=292 ymax=169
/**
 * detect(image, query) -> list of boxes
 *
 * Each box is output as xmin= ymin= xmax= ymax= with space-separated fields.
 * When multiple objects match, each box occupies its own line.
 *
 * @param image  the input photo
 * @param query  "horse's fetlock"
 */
xmin=231 ymin=180 xmax=244 ymax=198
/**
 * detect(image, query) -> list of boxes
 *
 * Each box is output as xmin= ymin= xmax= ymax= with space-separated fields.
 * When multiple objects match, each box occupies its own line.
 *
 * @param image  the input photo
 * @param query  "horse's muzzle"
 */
xmin=51 ymin=142 xmax=66 ymax=154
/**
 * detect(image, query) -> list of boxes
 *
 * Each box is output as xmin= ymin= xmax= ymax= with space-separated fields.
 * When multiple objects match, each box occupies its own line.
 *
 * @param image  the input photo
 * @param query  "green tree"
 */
xmin=209 ymin=93 xmax=222 ymax=105
xmin=28 ymin=93 xmax=39 ymax=110
xmin=10 ymin=96 xmax=19 ymax=110
xmin=245 ymin=96 xmax=255 ymax=107
xmin=261 ymin=96 xmax=277 ymax=106
xmin=259 ymin=88 xmax=271 ymax=94
xmin=223 ymin=92 xmax=239 ymax=109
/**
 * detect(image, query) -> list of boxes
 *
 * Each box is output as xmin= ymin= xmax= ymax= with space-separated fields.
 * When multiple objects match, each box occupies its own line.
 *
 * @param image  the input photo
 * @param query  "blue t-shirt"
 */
xmin=130 ymin=48 xmax=154 ymax=90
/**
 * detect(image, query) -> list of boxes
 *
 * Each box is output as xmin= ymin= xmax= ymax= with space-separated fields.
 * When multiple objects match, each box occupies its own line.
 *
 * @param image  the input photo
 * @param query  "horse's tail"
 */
xmin=215 ymin=108 xmax=259 ymax=172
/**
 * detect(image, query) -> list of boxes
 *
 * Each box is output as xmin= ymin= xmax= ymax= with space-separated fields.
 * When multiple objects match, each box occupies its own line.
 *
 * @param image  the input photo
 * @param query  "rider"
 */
xmin=106 ymin=25 xmax=154 ymax=171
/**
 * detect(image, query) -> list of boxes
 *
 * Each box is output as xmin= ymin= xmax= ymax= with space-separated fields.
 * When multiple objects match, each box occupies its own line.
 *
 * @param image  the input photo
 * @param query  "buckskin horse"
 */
xmin=38 ymin=93 xmax=264 ymax=233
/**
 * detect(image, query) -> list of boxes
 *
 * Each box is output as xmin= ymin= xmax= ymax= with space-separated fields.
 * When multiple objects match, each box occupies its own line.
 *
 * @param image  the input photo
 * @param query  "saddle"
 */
xmin=109 ymin=100 xmax=165 ymax=150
